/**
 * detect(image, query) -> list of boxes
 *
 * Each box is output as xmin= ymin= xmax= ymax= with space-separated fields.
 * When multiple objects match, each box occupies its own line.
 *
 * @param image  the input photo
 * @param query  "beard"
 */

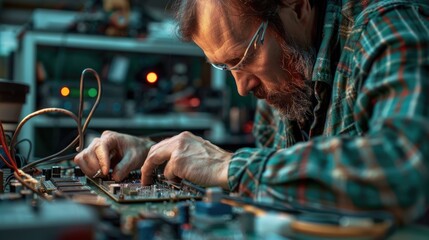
xmin=253 ymin=38 xmax=316 ymax=122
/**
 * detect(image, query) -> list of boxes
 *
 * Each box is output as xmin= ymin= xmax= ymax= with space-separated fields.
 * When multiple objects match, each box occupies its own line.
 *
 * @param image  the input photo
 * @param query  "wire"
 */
xmin=23 ymin=153 xmax=78 ymax=170
xmin=20 ymin=68 xmax=102 ymax=171
xmin=0 ymin=68 xmax=102 ymax=199
xmin=0 ymin=121 xmax=18 ymax=171
xmin=5 ymin=171 xmax=16 ymax=187
xmin=4 ymin=167 xmax=36 ymax=188
xmin=14 ymin=138 xmax=33 ymax=166
xmin=10 ymin=108 xmax=84 ymax=161
xmin=13 ymin=170 xmax=52 ymax=201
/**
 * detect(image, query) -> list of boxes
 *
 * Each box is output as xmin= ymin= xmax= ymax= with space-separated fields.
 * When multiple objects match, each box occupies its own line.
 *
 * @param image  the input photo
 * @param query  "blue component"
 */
xmin=195 ymin=202 xmax=232 ymax=216
xmin=137 ymin=220 xmax=156 ymax=240
xmin=176 ymin=202 xmax=191 ymax=224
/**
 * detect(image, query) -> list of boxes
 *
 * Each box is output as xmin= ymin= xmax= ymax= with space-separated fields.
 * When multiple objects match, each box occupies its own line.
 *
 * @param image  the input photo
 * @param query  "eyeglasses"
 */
xmin=210 ymin=21 xmax=268 ymax=71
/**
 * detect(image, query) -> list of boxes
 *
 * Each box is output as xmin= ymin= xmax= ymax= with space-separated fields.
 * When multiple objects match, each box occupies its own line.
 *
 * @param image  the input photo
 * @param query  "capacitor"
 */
xmin=52 ymin=166 xmax=61 ymax=178
xmin=43 ymin=168 xmax=52 ymax=181
xmin=10 ymin=179 xmax=22 ymax=193
xmin=176 ymin=202 xmax=191 ymax=225
xmin=109 ymin=184 xmax=121 ymax=194
xmin=74 ymin=166 xmax=84 ymax=177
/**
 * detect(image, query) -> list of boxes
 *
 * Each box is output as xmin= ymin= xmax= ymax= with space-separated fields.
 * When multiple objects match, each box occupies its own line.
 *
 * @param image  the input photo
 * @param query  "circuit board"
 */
xmin=86 ymin=177 xmax=203 ymax=203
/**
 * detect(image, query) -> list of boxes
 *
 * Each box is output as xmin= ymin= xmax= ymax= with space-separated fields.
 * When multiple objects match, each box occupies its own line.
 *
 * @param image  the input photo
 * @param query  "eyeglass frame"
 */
xmin=210 ymin=20 xmax=269 ymax=71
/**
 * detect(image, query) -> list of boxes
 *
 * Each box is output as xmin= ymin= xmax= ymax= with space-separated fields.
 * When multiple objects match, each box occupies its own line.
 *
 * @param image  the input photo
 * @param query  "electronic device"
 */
xmin=39 ymin=81 xmax=126 ymax=117
xmin=0 ymin=164 xmax=396 ymax=240
xmin=0 ymin=79 xmax=29 ymax=133
xmin=34 ymin=166 xmax=202 ymax=203
xmin=35 ymin=45 xmax=225 ymax=117
xmin=87 ymin=177 xmax=202 ymax=203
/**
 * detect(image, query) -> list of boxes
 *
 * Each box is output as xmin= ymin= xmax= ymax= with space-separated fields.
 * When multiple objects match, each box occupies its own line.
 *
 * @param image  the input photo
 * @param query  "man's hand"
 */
xmin=74 ymin=130 xmax=154 ymax=181
xmin=141 ymin=131 xmax=233 ymax=190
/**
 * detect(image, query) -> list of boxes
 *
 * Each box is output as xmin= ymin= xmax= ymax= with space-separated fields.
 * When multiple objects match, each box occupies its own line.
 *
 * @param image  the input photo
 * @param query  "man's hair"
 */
xmin=172 ymin=0 xmax=290 ymax=42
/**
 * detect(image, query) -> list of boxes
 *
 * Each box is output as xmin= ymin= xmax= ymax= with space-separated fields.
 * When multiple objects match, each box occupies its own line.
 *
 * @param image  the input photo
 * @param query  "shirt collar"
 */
xmin=311 ymin=0 xmax=342 ymax=86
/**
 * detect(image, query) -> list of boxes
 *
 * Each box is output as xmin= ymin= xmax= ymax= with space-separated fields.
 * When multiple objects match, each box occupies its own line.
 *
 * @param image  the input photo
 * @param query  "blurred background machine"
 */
xmin=0 ymin=80 xmax=29 ymax=135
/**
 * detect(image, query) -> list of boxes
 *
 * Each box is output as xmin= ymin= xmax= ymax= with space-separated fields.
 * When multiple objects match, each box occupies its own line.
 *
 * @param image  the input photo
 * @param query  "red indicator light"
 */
xmin=189 ymin=97 xmax=200 ymax=107
xmin=243 ymin=121 xmax=253 ymax=134
xmin=146 ymin=72 xmax=158 ymax=84
xmin=60 ymin=87 xmax=70 ymax=97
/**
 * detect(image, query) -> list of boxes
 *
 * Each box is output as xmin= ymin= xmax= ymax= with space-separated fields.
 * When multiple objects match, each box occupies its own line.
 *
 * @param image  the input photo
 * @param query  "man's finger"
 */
xmin=140 ymin=144 xmax=172 ymax=185
xmin=94 ymin=143 xmax=112 ymax=176
xmin=74 ymin=149 xmax=101 ymax=176
xmin=112 ymin=151 xmax=132 ymax=182
xmin=94 ymin=134 xmax=120 ymax=175
xmin=163 ymin=160 xmax=178 ymax=181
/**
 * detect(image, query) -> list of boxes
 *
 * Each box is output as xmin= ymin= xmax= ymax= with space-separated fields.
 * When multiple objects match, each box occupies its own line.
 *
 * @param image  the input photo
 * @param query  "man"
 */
xmin=74 ymin=0 xmax=429 ymax=223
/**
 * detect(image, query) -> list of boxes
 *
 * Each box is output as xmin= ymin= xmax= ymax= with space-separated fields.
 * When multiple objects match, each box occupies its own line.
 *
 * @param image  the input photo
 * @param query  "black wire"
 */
xmin=4 ymin=167 xmax=32 ymax=187
xmin=4 ymin=172 xmax=15 ymax=187
xmin=4 ymin=152 xmax=77 ymax=188
xmin=21 ymin=153 xmax=78 ymax=170
xmin=14 ymin=138 xmax=33 ymax=166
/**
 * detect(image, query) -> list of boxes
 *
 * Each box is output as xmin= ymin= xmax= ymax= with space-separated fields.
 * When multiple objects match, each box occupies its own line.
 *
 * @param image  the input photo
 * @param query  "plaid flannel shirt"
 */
xmin=228 ymin=0 xmax=429 ymax=223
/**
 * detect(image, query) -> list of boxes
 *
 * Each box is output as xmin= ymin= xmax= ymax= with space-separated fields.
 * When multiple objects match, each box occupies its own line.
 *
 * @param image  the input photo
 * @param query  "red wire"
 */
xmin=0 ymin=146 xmax=14 ymax=169
xmin=0 ymin=154 xmax=14 ymax=169
xmin=0 ymin=121 xmax=18 ymax=171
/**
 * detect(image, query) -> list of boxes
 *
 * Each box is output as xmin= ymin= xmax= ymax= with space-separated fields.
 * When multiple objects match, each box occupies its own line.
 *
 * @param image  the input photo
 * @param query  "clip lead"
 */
xmin=93 ymin=169 xmax=102 ymax=178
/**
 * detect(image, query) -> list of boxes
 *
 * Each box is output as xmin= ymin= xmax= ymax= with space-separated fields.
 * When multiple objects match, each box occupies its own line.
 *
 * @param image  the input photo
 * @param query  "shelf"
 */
xmin=30 ymin=113 xmax=220 ymax=129
xmin=20 ymin=31 xmax=205 ymax=56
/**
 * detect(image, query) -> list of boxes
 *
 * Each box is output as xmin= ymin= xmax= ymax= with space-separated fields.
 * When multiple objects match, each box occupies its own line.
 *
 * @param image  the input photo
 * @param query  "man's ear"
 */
xmin=278 ymin=0 xmax=315 ymax=46
xmin=281 ymin=0 xmax=312 ymax=22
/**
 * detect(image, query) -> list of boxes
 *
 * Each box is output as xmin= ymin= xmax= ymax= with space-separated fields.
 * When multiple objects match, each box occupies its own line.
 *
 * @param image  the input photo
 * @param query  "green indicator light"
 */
xmin=88 ymin=88 xmax=98 ymax=98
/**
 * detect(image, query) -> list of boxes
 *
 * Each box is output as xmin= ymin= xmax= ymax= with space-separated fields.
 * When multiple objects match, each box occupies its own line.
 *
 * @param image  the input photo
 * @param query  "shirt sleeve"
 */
xmin=228 ymin=5 xmax=429 ymax=224
xmin=252 ymin=100 xmax=278 ymax=148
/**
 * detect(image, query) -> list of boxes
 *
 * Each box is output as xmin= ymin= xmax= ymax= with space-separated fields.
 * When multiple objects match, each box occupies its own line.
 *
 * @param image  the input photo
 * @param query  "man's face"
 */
xmin=193 ymin=2 xmax=315 ymax=121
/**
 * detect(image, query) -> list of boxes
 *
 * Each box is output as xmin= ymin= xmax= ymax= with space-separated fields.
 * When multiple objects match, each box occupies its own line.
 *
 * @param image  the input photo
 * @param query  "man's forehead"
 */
xmin=193 ymin=1 xmax=247 ymax=53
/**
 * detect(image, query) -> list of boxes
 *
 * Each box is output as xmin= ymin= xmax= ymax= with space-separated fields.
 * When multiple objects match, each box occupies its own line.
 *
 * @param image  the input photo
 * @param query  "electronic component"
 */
xmin=41 ymin=176 xmax=96 ymax=198
xmin=51 ymin=166 xmax=61 ymax=178
xmin=87 ymin=176 xmax=203 ymax=203
xmin=9 ymin=179 xmax=22 ymax=193
xmin=42 ymin=168 xmax=52 ymax=181
xmin=34 ymin=168 xmax=203 ymax=204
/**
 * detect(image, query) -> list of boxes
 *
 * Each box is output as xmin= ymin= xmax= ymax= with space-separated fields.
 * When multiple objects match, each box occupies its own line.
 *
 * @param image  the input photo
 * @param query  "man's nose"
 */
xmin=232 ymin=72 xmax=258 ymax=96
